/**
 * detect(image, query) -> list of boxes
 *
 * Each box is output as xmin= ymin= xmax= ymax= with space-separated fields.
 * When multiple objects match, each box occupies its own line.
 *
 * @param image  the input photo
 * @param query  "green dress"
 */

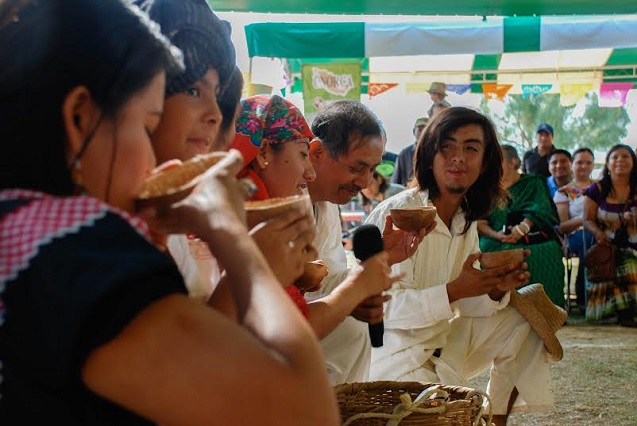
xmin=480 ymin=174 xmax=565 ymax=307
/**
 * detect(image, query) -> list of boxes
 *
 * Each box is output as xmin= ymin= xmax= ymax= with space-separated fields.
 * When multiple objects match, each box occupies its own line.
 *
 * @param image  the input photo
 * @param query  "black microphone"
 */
xmin=352 ymin=224 xmax=385 ymax=348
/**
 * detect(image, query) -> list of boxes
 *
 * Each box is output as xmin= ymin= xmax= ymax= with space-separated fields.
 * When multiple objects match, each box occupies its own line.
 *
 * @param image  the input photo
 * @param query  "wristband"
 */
xmin=514 ymin=225 xmax=525 ymax=237
xmin=519 ymin=222 xmax=531 ymax=233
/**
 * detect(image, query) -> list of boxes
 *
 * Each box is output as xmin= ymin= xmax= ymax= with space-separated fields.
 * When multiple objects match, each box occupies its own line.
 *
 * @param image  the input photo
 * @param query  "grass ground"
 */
xmin=468 ymin=313 xmax=637 ymax=425
xmin=343 ymin=251 xmax=637 ymax=424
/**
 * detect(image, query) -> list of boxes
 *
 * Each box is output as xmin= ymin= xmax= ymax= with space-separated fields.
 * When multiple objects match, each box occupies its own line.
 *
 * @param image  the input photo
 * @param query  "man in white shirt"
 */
xmin=365 ymin=107 xmax=554 ymax=426
xmin=306 ymin=100 xmax=431 ymax=385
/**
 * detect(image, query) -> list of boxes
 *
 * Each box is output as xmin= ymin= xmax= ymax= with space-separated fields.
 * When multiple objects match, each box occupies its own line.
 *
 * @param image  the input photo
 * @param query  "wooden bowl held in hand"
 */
xmin=389 ymin=206 xmax=437 ymax=233
xmin=245 ymin=194 xmax=313 ymax=229
xmin=135 ymin=152 xmax=226 ymax=211
xmin=294 ymin=260 xmax=329 ymax=293
xmin=480 ymin=248 xmax=525 ymax=269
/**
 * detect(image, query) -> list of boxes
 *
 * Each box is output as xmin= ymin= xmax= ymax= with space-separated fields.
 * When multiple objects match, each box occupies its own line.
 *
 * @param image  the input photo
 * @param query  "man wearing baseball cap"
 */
xmin=522 ymin=123 xmax=556 ymax=177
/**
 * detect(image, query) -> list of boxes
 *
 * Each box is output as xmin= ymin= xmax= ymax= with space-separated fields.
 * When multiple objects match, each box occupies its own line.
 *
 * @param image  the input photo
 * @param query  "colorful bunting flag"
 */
xmin=598 ymin=82 xmax=634 ymax=108
xmin=521 ymin=84 xmax=552 ymax=98
xmin=405 ymin=83 xmax=429 ymax=94
xmin=368 ymin=83 xmax=399 ymax=98
xmin=446 ymin=84 xmax=472 ymax=95
xmin=560 ymin=83 xmax=593 ymax=106
xmin=482 ymin=84 xmax=513 ymax=101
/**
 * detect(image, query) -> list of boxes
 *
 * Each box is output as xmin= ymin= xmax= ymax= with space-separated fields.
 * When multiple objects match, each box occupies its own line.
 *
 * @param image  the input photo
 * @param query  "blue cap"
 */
xmin=536 ymin=123 xmax=554 ymax=135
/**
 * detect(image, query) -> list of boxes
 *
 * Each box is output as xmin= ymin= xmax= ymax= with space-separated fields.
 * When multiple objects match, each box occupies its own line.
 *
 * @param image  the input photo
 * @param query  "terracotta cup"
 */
xmin=135 ymin=152 xmax=226 ymax=210
xmin=294 ymin=260 xmax=329 ymax=292
xmin=245 ymin=194 xmax=313 ymax=229
xmin=389 ymin=206 xmax=437 ymax=232
xmin=480 ymin=248 xmax=525 ymax=269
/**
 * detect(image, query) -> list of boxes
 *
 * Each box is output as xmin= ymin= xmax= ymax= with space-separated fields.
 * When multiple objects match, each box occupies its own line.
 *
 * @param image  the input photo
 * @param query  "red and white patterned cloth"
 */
xmin=0 ymin=189 xmax=152 ymax=287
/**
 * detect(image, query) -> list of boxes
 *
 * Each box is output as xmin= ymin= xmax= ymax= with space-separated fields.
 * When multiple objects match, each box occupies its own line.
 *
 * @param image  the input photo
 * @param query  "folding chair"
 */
xmin=565 ymin=229 xmax=591 ymax=314
xmin=564 ymin=248 xmax=577 ymax=313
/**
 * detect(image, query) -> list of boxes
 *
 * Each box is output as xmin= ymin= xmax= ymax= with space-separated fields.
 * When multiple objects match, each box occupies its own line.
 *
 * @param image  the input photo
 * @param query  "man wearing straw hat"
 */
xmin=427 ymin=81 xmax=447 ymax=103
xmin=427 ymin=82 xmax=451 ymax=118
xmin=365 ymin=107 xmax=565 ymax=425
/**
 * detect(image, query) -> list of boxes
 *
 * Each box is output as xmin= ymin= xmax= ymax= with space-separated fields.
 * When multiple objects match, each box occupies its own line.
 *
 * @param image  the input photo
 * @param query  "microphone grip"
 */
xmin=369 ymin=321 xmax=384 ymax=348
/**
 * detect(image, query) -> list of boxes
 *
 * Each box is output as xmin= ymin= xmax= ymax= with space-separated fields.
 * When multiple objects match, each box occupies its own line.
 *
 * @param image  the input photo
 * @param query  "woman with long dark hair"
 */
xmin=0 ymin=0 xmax=339 ymax=423
xmin=583 ymin=144 xmax=637 ymax=327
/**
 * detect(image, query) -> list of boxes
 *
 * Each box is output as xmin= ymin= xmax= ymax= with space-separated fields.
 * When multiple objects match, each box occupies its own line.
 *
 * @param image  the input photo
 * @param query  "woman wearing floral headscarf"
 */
xmin=230 ymin=95 xmax=396 ymax=340
xmin=233 ymin=94 xmax=317 ymax=201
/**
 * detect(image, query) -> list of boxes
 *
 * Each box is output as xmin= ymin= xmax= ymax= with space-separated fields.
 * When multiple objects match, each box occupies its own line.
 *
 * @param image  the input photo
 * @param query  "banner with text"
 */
xmin=521 ymin=84 xmax=552 ymax=98
xmin=302 ymin=63 xmax=361 ymax=118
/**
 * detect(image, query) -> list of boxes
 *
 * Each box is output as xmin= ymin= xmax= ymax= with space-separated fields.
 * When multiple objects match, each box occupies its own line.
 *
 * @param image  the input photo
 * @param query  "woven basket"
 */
xmin=335 ymin=381 xmax=490 ymax=426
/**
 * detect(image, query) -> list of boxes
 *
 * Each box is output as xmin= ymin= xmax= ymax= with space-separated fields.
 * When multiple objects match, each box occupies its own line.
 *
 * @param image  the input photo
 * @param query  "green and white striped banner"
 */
xmin=245 ymin=16 xmax=637 ymax=85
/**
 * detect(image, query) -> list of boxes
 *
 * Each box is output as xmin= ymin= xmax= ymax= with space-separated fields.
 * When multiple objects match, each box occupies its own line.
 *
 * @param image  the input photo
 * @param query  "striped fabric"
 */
xmin=586 ymin=247 xmax=637 ymax=322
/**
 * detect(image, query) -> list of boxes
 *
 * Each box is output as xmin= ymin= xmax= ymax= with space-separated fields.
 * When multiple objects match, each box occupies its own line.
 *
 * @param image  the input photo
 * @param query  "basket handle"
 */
xmin=342 ymin=385 xmax=447 ymax=426
xmin=342 ymin=386 xmax=493 ymax=426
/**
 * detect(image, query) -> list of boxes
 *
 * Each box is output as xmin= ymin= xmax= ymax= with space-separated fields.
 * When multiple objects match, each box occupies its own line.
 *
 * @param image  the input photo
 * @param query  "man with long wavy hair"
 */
xmin=366 ymin=107 xmax=555 ymax=425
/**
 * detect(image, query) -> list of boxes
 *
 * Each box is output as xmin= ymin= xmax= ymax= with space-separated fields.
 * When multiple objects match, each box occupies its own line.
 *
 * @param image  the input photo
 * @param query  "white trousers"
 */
xmin=320 ymin=316 xmax=371 ymax=385
xmin=385 ymin=307 xmax=553 ymax=415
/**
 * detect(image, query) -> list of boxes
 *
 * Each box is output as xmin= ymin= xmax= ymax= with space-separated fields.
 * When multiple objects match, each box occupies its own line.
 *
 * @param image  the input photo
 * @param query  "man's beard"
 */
xmin=445 ymin=185 xmax=467 ymax=195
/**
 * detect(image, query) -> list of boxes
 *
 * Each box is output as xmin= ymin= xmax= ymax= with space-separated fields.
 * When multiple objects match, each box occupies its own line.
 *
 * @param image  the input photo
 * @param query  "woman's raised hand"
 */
xmin=249 ymin=208 xmax=318 ymax=286
xmin=184 ymin=149 xmax=249 ymax=228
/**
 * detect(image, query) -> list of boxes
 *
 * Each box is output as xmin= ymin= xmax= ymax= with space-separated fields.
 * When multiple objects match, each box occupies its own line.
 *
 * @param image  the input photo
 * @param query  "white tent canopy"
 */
xmin=245 ymin=15 xmax=637 ymax=89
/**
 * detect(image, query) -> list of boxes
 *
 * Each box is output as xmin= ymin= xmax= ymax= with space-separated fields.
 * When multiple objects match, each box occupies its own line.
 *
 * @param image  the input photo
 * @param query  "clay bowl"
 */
xmin=245 ymin=194 xmax=313 ymax=229
xmin=135 ymin=152 xmax=226 ymax=211
xmin=480 ymin=248 xmax=525 ymax=269
xmin=389 ymin=206 xmax=437 ymax=232
xmin=294 ymin=260 xmax=329 ymax=292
